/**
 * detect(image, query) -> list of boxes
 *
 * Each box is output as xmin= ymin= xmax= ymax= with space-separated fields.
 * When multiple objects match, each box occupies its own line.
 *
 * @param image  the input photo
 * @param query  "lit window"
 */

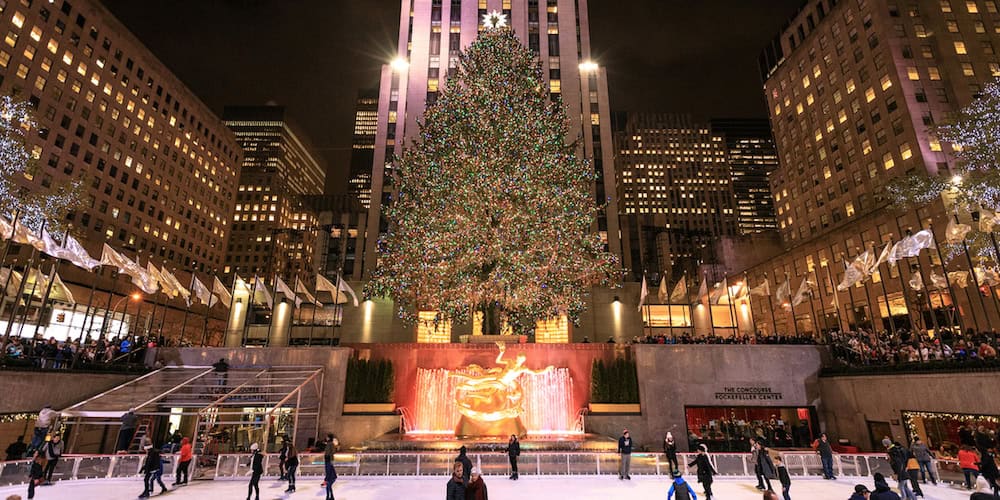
xmin=0 ymin=50 xmax=9 ymax=67
xmin=962 ymin=62 xmax=975 ymax=76
xmin=990 ymin=62 xmax=1000 ymax=76
xmin=21 ymin=44 xmax=32 ymax=60
xmin=590 ymin=113 xmax=600 ymax=125
xmin=29 ymin=26 xmax=40 ymax=41
xmin=955 ymin=41 xmax=967 ymax=54
xmin=846 ymin=79 xmax=856 ymax=94
xmin=928 ymin=67 xmax=941 ymax=80
xmin=813 ymin=64 xmax=822 ymax=78
xmin=968 ymin=0 xmax=979 ymax=12
xmin=846 ymin=202 xmax=856 ymax=217
xmin=806 ymin=93 xmax=815 ymax=105
xmin=427 ymin=78 xmax=438 ymax=92
xmin=907 ymin=67 xmax=920 ymax=80
xmin=4 ymin=30 xmax=16 ymax=47
xmin=900 ymin=143 xmax=913 ymax=159
xmin=62 ymin=50 xmax=72 ymax=64
xmin=796 ymin=103 xmax=804 ymax=114
xmin=549 ymin=80 xmax=561 ymax=93
xmin=865 ymin=87 xmax=876 ymax=103
xmin=880 ymin=74 xmax=892 ymax=90
xmin=802 ymin=75 xmax=810 ymax=88
xmin=814 ymin=129 xmax=823 ymax=142
xmin=11 ymin=11 xmax=24 ymax=28
xmin=46 ymin=38 xmax=56 ymax=53
xmin=15 ymin=63 xmax=27 ymax=78
xmin=929 ymin=139 xmax=943 ymax=151
xmin=883 ymin=152 xmax=895 ymax=169
xmin=33 ymin=75 xmax=44 ymax=90
xmin=838 ymin=109 xmax=847 ymax=123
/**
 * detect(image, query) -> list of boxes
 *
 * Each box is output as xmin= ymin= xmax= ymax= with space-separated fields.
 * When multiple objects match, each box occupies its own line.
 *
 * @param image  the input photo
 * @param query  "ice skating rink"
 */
xmin=0 ymin=476 xmax=977 ymax=500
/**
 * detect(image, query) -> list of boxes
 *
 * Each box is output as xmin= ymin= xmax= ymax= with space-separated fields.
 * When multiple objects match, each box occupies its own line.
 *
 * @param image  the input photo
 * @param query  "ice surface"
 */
xmin=0 ymin=475 xmax=976 ymax=500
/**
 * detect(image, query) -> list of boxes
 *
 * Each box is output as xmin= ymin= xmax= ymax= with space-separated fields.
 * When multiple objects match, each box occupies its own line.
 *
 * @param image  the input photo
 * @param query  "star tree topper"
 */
xmin=482 ymin=9 xmax=508 ymax=29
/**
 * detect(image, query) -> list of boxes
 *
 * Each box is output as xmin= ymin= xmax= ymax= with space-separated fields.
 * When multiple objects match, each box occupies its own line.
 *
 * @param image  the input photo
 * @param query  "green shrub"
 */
xmin=590 ymin=357 xmax=639 ymax=403
xmin=344 ymin=357 xmax=395 ymax=403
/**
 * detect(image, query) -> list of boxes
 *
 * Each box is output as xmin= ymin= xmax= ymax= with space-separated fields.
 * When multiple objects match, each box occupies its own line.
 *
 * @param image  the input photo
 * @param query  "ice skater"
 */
xmin=284 ymin=443 xmax=299 ymax=493
xmin=664 ymin=432 xmax=679 ymax=473
xmin=446 ymin=462 xmax=466 ymax=500
xmin=505 ymin=435 xmax=521 ymax=480
xmin=173 ymin=437 xmax=192 ymax=486
xmin=247 ymin=442 xmax=263 ymax=500
xmin=688 ymin=444 xmax=717 ymax=499
xmin=323 ymin=446 xmax=337 ymax=500
xmin=618 ymin=428 xmax=633 ymax=480
xmin=667 ymin=470 xmax=697 ymax=500
xmin=138 ymin=444 xmax=167 ymax=497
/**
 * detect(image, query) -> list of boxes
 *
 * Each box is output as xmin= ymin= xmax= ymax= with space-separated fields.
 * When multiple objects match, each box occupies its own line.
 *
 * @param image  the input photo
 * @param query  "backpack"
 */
xmin=673 ymin=482 xmax=691 ymax=500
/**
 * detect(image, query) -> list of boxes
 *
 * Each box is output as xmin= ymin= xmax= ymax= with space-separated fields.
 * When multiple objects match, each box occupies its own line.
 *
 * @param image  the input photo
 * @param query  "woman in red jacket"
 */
xmin=174 ymin=437 xmax=193 ymax=486
xmin=959 ymin=445 xmax=981 ymax=489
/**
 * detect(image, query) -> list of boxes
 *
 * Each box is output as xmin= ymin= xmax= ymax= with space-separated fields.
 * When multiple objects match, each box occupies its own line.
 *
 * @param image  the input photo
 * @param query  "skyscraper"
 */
xmin=361 ymin=0 xmax=621 ymax=278
xmin=0 ymin=0 xmax=242 ymax=272
xmin=710 ymin=119 xmax=780 ymax=235
xmin=745 ymin=0 xmax=1000 ymax=335
xmin=347 ymin=87 xmax=378 ymax=210
xmin=223 ymin=105 xmax=326 ymax=285
xmin=614 ymin=113 xmax=738 ymax=282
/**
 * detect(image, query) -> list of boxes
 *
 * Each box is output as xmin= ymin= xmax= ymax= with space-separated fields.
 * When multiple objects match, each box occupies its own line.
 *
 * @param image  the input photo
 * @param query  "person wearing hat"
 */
xmin=247 ymin=442 xmax=263 ymax=500
xmin=465 ymin=466 xmax=488 ymax=500
xmin=667 ymin=469 xmax=697 ymax=500
xmin=664 ymin=431 xmax=679 ymax=473
xmin=849 ymin=484 xmax=871 ymax=500
xmin=29 ymin=405 xmax=58 ymax=454
xmin=618 ymin=428 xmax=633 ymax=480
xmin=138 ymin=444 xmax=167 ymax=498
xmin=869 ymin=472 xmax=901 ymax=500
xmin=688 ymin=444 xmax=717 ymax=499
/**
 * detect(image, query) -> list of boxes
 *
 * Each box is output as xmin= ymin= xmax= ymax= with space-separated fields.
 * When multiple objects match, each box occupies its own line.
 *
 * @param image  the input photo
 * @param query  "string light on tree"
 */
xmin=364 ymin=27 xmax=618 ymax=336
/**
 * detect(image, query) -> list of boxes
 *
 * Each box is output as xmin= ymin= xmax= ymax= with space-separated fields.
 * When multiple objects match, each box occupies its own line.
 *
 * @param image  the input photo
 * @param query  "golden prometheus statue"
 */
xmin=452 ymin=342 xmax=554 ymax=437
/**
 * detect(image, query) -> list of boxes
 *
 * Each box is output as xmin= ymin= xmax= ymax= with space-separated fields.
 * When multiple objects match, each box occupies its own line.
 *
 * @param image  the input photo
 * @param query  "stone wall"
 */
xmin=0 ymin=370 xmax=136 ymax=413
xmin=818 ymin=371 xmax=1000 ymax=451
xmin=615 ymin=344 xmax=827 ymax=452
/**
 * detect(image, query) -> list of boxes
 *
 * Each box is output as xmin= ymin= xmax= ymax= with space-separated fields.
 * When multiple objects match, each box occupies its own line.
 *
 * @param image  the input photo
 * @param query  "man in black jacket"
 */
xmin=618 ymin=429 xmax=633 ymax=480
xmin=446 ymin=461 xmax=466 ymax=500
xmin=455 ymin=446 xmax=473 ymax=485
xmin=505 ymin=434 xmax=521 ymax=480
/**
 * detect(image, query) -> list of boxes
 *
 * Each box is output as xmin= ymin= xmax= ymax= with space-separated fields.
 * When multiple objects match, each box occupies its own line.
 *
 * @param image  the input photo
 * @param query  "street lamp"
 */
xmin=107 ymin=292 xmax=141 ymax=338
xmin=578 ymin=60 xmax=599 ymax=73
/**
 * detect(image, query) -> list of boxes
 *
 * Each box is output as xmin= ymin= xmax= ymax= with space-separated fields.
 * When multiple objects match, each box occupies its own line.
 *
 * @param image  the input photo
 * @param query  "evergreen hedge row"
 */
xmin=590 ymin=358 xmax=639 ymax=403
xmin=344 ymin=357 xmax=395 ymax=403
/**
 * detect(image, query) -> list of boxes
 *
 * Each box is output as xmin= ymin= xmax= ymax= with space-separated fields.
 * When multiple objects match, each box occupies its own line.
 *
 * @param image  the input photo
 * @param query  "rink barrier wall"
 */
xmin=0 ymin=452 xmax=966 ymax=487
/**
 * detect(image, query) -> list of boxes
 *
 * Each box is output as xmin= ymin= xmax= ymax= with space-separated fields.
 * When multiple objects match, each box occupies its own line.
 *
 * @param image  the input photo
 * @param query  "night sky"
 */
xmin=100 ymin=0 xmax=804 ymax=193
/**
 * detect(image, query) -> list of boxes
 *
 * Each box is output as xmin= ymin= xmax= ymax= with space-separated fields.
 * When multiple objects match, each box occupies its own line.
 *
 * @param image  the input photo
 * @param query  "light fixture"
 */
xmin=952 ymin=174 xmax=963 ymax=185
xmin=578 ymin=60 xmax=599 ymax=73
xmin=612 ymin=295 xmax=620 ymax=304
xmin=390 ymin=56 xmax=409 ymax=73
xmin=131 ymin=292 xmax=142 ymax=301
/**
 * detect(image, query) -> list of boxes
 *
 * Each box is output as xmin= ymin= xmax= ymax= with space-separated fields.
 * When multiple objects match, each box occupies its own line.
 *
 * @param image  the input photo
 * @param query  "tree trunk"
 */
xmin=482 ymin=301 xmax=501 ymax=335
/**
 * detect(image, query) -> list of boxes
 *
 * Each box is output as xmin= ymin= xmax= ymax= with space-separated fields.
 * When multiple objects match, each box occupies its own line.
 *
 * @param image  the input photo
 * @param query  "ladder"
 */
xmin=128 ymin=417 xmax=154 ymax=453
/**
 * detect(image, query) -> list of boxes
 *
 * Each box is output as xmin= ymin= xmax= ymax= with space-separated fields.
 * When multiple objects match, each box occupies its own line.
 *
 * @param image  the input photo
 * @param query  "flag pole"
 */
xmin=3 ymin=221 xmax=44 ymax=345
xmin=811 ymin=265 xmax=830 ymax=342
xmin=665 ymin=274 xmax=674 ymax=340
xmin=952 ymin=217 xmax=994 ymax=333
xmin=223 ymin=268 xmax=240 ymax=347
xmin=77 ymin=265 xmax=101 ymax=345
xmin=871 ymin=232 xmax=899 ymax=338
xmin=0 ymin=209 xmax=21 ymax=278
xmin=743 ymin=272 xmax=756 ymax=337
xmin=31 ymin=227 xmax=70 ymax=340
xmin=179 ymin=271 xmax=194 ymax=345
xmin=723 ymin=275 xmax=738 ymax=338
xmin=903 ymin=229 xmax=940 ymax=336
xmin=200 ymin=270 xmax=216 ymax=347
xmin=762 ymin=272 xmax=776 ymax=336
xmin=243 ymin=269 xmax=259 ymax=346
xmin=704 ymin=271 xmax=715 ymax=337
xmin=926 ymin=222 xmax=965 ymax=335
xmin=682 ymin=271 xmax=691 ymax=337
xmin=785 ymin=272 xmax=800 ymax=338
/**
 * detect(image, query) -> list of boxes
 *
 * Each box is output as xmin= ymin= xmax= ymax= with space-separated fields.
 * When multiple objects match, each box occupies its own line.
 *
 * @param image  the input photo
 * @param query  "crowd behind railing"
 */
xmin=0 ymin=334 xmax=177 ymax=371
xmin=826 ymin=329 xmax=999 ymax=370
xmin=626 ymin=333 xmax=819 ymax=345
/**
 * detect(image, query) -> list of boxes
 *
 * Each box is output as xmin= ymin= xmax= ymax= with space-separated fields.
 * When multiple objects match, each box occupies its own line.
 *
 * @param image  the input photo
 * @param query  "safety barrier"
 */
xmin=0 ymin=451 xmax=965 ymax=486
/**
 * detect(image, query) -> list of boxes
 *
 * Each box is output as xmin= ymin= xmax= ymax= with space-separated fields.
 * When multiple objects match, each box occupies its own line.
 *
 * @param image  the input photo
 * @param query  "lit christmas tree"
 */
xmin=0 ymin=95 xmax=81 ymax=235
xmin=365 ymin=25 xmax=618 ymax=335
xmin=886 ymin=80 xmax=1000 ymax=262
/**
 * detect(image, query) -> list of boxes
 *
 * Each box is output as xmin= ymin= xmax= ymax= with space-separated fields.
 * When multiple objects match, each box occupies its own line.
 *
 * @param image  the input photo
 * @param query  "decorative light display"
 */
xmin=0 ymin=96 xmax=82 ymax=236
xmin=886 ymin=80 xmax=1000 ymax=264
xmin=902 ymin=410 xmax=1000 ymax=441
xmin=364 ymin=28 xmax=618 ymax=334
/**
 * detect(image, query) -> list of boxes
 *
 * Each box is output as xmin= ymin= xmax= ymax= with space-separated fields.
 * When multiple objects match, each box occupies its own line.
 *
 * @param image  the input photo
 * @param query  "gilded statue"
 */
xmin=451 ymin=342 xmax=554 ymax=437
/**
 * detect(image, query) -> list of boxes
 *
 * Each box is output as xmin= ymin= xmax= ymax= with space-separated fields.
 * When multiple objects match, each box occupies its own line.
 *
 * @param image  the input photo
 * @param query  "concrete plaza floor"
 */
xmin=0 ymin=475 xmax=978 ymax=499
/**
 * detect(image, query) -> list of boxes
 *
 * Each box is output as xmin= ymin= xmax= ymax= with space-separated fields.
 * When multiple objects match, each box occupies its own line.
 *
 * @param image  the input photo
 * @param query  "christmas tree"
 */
xmin=365 ymin=25 xmax=618 ymax=335
xmin=886 ymin=80 xmax=1000 ymax=262
xmin=0 ymin=95 xmax=81 ymax=234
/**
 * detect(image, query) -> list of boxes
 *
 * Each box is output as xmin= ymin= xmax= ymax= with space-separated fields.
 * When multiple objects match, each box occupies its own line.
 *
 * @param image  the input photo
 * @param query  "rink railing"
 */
xmin=0 ymin=452 xmax=965 ymax=486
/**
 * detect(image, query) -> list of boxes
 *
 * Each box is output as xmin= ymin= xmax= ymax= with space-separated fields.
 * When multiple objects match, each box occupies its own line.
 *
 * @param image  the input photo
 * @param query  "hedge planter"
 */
xmin=343 ymin=403 xmax=397 ymax=414
xmin=588 ymin=403 xmax=641 ymax=414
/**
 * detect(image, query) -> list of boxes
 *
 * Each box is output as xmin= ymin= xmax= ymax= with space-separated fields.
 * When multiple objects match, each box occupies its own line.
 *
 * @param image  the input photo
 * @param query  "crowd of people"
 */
xmin=829 ymin=329 xmax=999 ymax=366
xmin=0 ymin=334 xmax=178 ymax=369
xmin=628 ymin=332 xmax=819 ymax=345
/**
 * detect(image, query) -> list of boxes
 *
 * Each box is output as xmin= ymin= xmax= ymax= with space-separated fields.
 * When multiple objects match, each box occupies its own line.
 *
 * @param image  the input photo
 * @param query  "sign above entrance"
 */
xmin=714 ymin=386 xmax=784 ymax=401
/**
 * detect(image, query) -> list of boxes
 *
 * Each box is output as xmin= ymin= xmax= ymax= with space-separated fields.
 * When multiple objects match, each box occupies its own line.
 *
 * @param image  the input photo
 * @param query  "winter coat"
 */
xmin=910 ymin=442 xmax=931 ymax=462
xmin=446 ymin=477 xmax=466 ymax=500
xmin=44 ymin=440 xmax=63 ymax=461
xmin=178 ymin=438 xmax=193 ymax=463
xmin=664 ymin=441 xmax=678 ymax=461
xmin=618 ymin=436 xmax=633 ymax=454
xmin=979 ymin=451 xmax=999 ymax=480
xmin=141 ymin=449 xmax=163 ymax=474
xmin=455 ymin=452 xmax=472 ymax=485
xmin=817 ymin=440 xmax=833 ymax=459
xmin=250 ymin=450 xmax=264 ymax=475
xmin=286 ymin=451 xmax=299 ymax=469
xmin=505 ymin=441 xmax=520 ymax=458
xmin=887 ymin=444 xmax=909 ymax=477
xmin=870 ymin=476 xmax=901 ymax=500
xmin=667 ymin=477 xmax=696 ymax=500
xmin=960 ymin=449 xmax=981 ymax=470
xmin=464 ymin=476 xmax=488 ymax=500
xmin=688 ymin=454 xmax=716 ymax=484
xmin=757 ymin=449 xmax=777 ymax=479
xmin=120 ymin=411 xmax=138 ymax=430
xmin=849 ymin=494 xmax=868 ymax=500
xmin=29 ymin=459 xmax=45 ymax=481
xmin=36 ymin=408 xmax=59 ymax=429
xmin=777 ymin=464 xmax=791 ymax=487
xmin=324 ymin=456 xmax=337 ymax=484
